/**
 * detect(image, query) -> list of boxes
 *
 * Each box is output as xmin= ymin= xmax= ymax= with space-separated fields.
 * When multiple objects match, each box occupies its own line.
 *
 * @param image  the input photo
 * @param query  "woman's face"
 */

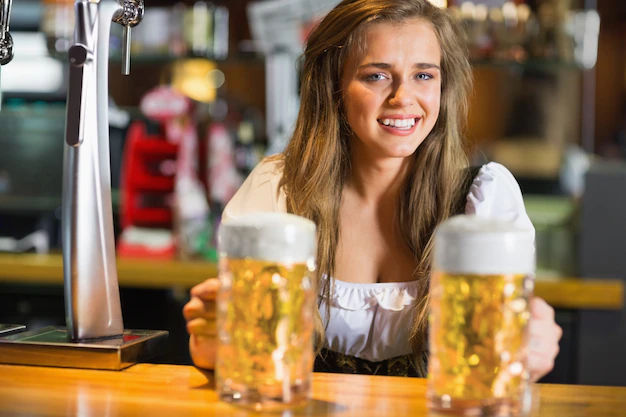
xmin=341 ymin=19 xmax=442 ymax=160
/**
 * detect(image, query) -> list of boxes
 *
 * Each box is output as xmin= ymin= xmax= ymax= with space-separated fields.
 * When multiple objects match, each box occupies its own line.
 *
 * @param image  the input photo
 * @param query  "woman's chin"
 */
xmin=386 ymin=145 xmax=421 ymax=158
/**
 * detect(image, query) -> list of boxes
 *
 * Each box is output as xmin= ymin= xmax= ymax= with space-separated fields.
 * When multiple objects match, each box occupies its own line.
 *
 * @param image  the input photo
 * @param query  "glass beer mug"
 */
xmin=428 ymin=215 xmax=535 ymax=416
xmin=216 ymin=212 xmax=317 ymax=409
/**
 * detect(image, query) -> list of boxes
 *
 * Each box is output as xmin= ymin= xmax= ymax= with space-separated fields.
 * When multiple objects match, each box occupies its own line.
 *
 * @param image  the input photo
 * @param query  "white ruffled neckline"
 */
xmin=321 ymin=276 xmax=420 ymax=312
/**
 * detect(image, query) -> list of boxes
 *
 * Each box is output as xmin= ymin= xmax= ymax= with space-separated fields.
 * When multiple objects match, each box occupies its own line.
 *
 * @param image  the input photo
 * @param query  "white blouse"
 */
xmin=222 ymin=158 xmax=535 ymax=362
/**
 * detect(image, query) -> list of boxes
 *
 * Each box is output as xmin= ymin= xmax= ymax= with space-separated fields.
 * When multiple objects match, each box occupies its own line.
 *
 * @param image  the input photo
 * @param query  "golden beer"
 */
xmin=216 ymin=213 xmax=317 ymax=409
xmin=216 ymin=258 xmax=315 ymax=406
xmin=428 ymin=215 xmax=535 ymax=416
xmin=429 ymin=272 xmax=532 ymax=410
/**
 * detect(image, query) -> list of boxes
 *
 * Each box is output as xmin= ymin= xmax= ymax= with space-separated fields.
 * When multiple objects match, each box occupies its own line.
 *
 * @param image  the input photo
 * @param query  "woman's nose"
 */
xmin=388 ymin=81 xmax=414 ymax=108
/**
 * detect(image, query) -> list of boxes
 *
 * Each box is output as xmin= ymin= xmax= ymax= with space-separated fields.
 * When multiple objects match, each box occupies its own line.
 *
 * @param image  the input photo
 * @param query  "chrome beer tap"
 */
xmin=0 ymin=0 xmax=14 ymax=110
xmin=0 ymin=0 xmax=13 ymax=66
xmin=63 ymin=0 xmax=143 ymax=341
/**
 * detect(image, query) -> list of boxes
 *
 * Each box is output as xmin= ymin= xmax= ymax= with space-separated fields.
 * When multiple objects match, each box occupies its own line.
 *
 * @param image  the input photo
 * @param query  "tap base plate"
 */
xmin=0 ymin=326 xmax=168 ymax=370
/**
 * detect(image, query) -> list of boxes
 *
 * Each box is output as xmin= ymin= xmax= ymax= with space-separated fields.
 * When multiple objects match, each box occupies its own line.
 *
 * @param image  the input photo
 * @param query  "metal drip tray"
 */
xmin=0 ymin=324 xmax=26 ymax=336
xmin=0 ymin=326 xmax=168 ymax=370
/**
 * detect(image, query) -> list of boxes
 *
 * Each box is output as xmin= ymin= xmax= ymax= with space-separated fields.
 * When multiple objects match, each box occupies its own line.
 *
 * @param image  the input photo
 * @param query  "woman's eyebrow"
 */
xmin=357 ymin=62 xmax=441 ymax=70
xmin=414 ymin=63 xmax=441 ymax=71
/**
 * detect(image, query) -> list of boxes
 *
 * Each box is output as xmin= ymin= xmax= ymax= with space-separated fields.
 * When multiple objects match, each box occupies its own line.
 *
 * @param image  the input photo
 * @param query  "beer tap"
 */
xmin=63 ymin=0 xmax=143 ymax=341
xmin=0 ymin=0 xmax=14 ymax=110
xmin=0 ymin=0 xmax=13 ymax=66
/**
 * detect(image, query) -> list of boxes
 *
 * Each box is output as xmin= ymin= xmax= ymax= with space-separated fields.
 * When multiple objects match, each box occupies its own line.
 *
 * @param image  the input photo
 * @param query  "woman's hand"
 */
xmin=528 ymin=297 xmax=563 ymax=382
xmin=183 ymin=278 xmax=219 ymax=370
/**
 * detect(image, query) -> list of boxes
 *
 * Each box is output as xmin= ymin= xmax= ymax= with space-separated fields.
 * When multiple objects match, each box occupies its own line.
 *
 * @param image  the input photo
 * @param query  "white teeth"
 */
xmin=380 ymin=118 xmax=416 ymax=129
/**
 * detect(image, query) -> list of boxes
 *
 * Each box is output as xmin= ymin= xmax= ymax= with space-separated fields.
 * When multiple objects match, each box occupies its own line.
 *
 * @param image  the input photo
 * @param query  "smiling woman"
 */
xmin=184 ymin=0 xmax=562 ymax=380
xmin=341 ymin=19 xmax=442 ymax=159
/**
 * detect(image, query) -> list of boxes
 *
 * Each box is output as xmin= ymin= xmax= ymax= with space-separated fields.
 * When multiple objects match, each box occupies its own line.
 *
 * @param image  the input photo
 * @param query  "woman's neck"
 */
xmin=347 ymin=148 xmax=412 ymax=205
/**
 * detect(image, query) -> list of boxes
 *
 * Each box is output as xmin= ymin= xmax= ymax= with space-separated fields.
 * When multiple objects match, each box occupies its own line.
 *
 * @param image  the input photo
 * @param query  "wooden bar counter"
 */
xmin=0 ymin=254 xmax=622 ymax=310
xmin=1 ymin=363 xmax=625 ymax=416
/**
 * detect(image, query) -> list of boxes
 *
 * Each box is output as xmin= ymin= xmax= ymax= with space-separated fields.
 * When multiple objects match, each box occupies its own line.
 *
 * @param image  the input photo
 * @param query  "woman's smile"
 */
xmin=377 ymin=116 xmax=421 ymax=136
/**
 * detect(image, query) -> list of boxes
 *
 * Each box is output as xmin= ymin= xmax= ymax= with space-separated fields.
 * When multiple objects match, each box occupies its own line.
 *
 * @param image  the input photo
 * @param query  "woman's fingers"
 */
xmin=529 ymin=353 xmax=557 ymax=382
xmin=189 ymin=334 xmax=218 ymax=370
xmin=527 ymin=297 xmax=563 ymax=382
xmin=183 ymin=297 xmax=217 ymax=321
xmin=530 ymin=297 xmax=555 ymax=322
xmin=183 ymin=296 xmax=201 ymax=321
xmin=529 ymin=319 xmax=562 ymax=352
xmin=528 ymin=320 xmax=561 ymax=379
xmin=529 ymin=298 xmax=563 ymax=353
xmin=186 ymin=317 xmax=218 ymax=337
xmin=184 ymin=278 xmax=219 ymax=323
xmin=191 ymin=278 xmax=220 ymax=300
xmin=184 ymin=278 xmax=220 ymax=371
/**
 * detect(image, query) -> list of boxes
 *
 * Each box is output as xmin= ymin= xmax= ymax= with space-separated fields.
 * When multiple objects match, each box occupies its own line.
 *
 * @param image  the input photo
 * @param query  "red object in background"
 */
xmin=120 ymin=121 xmax=178 ymax=230
xmin=119 ymin=86 xmax=202 ymax=259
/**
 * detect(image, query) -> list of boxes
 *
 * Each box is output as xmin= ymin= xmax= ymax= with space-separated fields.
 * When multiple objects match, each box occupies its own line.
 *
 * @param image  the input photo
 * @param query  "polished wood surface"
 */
xmin=0 ymin=363 xmax=625 ymax=416
xmin=0 ymin=253 xmax=622 ymax=310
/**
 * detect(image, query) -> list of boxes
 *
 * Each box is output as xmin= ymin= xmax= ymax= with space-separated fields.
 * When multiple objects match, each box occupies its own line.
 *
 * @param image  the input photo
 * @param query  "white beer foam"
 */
xmin=219 ymin=212 xmax=317 ymax=264
xmin=434 ymin=215 xmax=535 ymax=275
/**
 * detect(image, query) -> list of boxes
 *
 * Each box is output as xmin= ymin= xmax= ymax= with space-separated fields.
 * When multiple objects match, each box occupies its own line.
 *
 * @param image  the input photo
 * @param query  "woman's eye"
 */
xmin=416 ymin=73 xmax=433 ymax=81
xmin=365 ymin=73 xmax=387 ymax=81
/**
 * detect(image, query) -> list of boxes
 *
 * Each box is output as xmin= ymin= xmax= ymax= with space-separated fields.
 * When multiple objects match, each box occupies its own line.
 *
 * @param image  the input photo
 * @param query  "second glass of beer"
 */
xmin=216 ymin=212 xmax=317 ymax=409
xmin=428 ymin=215 xmax=535 ymax=416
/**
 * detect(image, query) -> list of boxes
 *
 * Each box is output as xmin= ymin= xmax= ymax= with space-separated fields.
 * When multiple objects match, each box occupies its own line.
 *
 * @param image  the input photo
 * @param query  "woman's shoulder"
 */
xmin=251 ymin=154 xmax=285 ymax=177
xmin=464 ymin=162 xmax=534 ymax=232
xmin=221 ymin=155 xmax=287 ymax=221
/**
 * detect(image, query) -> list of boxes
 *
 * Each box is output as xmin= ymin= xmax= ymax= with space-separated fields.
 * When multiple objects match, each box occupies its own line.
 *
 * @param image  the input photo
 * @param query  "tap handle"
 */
xmin=0 ymin=0 xmax=14 ymax=65
xmin=0 ymin=0 xmax=11 ymax=37
xmin=121 ymin=25 xmax=131 ymax=75
xmin=66 ymin=44 xmax=93 ymax=147
xmin=114 ymin=0 xmax=144 ymax=76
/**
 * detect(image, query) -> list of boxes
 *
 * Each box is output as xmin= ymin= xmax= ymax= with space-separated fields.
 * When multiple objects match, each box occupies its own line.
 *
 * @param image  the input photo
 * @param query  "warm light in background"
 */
xmin=170 ymin=59 xmax=225 ymax=103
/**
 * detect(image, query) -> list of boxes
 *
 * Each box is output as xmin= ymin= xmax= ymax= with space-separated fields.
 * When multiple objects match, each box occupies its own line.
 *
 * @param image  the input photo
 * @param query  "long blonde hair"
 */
xmin=279 ymin=0 xmax=473 ymax=367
